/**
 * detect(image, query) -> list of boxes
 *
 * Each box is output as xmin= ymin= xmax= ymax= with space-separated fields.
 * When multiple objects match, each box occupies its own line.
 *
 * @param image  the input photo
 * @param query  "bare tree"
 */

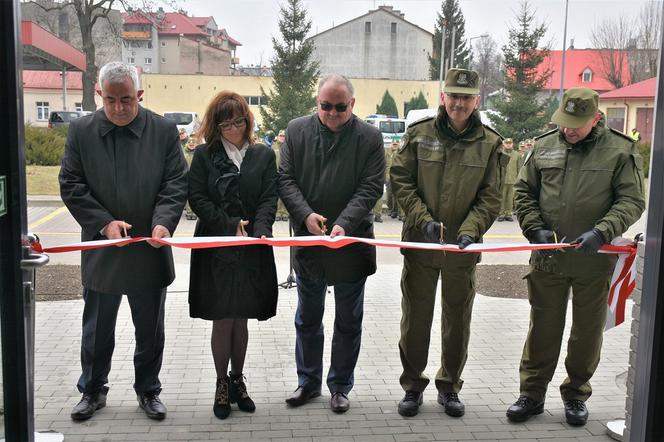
xmin=470 ymin=35 xmax=502 ymax=109
xmin=591 ymin=16 xmax=634 ymax=88
xmin=629 ymin=1 xmax=661 ymax=82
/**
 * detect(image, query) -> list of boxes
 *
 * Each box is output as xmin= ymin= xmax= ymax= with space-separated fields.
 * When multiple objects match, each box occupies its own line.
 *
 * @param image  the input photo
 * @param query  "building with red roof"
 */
xmin=599 ymin=76 xmax=656 ymax=143
xmin=121 ymin=8 xmax=241 ymax=75
xmin=536 ymin=49 xmax=631 ymax=94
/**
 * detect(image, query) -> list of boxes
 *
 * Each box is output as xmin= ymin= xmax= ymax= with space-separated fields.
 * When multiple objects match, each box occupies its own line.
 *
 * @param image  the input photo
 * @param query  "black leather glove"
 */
xmin=457 ymin=235 xmax=474 ymax=249
xmin=530 ymin=229 xmax=554 ymax=244
xmin=572 ymin=228 xmax=605 ymax=254
xmin=422 ymin=221 xmax=443 ymax=243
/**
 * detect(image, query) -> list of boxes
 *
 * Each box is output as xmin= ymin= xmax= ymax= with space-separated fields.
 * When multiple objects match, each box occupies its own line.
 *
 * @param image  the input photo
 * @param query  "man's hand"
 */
xmin=305 ymin=213 xmax=327 ymax=235
xmin=146 ymin=224 xmax=170 ymax=248
xmin=330 ymin=225 xmax=345 ymax=238
xmin=530 ymin=229 xmax=554 ymax=244
xmin=457 ymin=234 xmax=474 ymax=250
xmin=102 ymin=220 xmax=132 ymax=245
xmin=236 ymin=219 xmax=249 ymax=237
xmin=422 ymin=221 xmax=443 ymax=243
xmin=571 ymin=229 xmax=604 ymax=254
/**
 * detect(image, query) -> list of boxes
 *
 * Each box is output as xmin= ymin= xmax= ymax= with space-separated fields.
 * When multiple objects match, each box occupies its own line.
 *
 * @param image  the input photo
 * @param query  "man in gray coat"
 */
xmin=279 ymin=74 xmax=385 ymax=413
xmin=59 ymin=62 xmax=187 ymax=421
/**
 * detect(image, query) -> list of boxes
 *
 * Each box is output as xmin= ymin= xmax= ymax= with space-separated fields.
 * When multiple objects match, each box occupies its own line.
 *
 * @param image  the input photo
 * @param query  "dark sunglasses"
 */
xmin=320 ymin=101 xmax=350 ymax=112
xmin=218 ymin=116 xmax=247 ymax=131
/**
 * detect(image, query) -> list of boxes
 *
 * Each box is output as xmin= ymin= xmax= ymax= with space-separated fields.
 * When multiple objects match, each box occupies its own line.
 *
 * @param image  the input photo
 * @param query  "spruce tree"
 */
xmin=429 ymin=0 xmax=470 ymax=80
xmin=489 ymin=0 xmax=553 ymax=140
xmin=376 ymin=90 xmax=399 ymax=117
xmin=405 ymin=91 xmax=430 ymax=115
xmin=260 ymin=0 xmax=319 ymax=133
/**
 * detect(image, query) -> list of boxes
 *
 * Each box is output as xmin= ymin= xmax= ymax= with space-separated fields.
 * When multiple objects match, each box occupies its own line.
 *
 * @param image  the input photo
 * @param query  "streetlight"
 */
xmin=468 ymin=33 xmax=489 ymax=69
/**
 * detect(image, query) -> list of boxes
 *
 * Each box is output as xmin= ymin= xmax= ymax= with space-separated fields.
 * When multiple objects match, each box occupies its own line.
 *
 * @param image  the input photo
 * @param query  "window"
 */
xmin=606 ymin=107 xmax=626 ymax=132
xmin=74 ymin=102 xmax=83 ymax=112
xmin=161 ymin=41 xmax=166 ymax=47
xmin=147 ymin=41 xmax=153 ymax=49
xmin=36 ymin=101 xmax=49 ymax=120
xmin=127 ymin=57 xmax=134 ymax=64
xmin=161 ymin=57 xmax=166 ymax=63
xmin=365 ymin=21 xmax=371 ymax=33
xmin=243 ymin=96 xmax=268 ymax=106
xmin=145 ymin=57 xmax=152 ymax=64
xmin=582 ymin=68 xmax=592 ymax=83
xmin=391 ymin=22 xmax=397 ymax=34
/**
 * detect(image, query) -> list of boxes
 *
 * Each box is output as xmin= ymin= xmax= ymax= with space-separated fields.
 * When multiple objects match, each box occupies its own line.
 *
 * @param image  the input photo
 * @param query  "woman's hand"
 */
xmin=236 ymin=219 xmax=249 ymax=236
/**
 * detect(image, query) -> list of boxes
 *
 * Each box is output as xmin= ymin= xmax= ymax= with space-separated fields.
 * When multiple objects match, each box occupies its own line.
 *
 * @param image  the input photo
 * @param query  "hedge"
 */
xmin=24 ymin=125 xmax=67 ymax=166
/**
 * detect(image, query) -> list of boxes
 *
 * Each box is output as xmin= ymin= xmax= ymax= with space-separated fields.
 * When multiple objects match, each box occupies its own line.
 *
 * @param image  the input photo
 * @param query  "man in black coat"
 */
xmin=279 ymin=74 xmax=385 ymax=413
xmin=59 ymin=62 xmax=187 ymax=421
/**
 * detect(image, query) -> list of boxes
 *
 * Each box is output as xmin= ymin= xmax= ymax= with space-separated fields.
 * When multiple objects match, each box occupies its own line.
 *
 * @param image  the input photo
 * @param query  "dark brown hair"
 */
xmin=198 ymin=91 xmax=255 ymax=145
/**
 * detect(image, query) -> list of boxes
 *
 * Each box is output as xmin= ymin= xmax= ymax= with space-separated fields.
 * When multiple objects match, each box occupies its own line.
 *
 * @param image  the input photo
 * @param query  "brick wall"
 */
xmin=624 ymin=241 xmax=645 ymax=440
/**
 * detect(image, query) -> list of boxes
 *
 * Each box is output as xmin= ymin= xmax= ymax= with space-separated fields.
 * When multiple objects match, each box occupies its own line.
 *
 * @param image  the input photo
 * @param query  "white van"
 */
xmin=163 ymin=111 xmax=201 ymax=136
xmin=365 ymin=114 xmax=407 ymax=148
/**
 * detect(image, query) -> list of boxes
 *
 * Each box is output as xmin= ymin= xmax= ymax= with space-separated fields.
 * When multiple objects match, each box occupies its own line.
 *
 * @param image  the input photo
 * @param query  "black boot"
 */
xmin=213 ymin=376 xmax=231 ymax=419
xmin=564 ymin=399 xmax=588 ymax=426
xmin=506 ymin=395 xmax=544 ymax=422
xmin=229 ymin=373 xmax=256 ymax=412
xmin=71 ymin=386 xmax=109 ymax=421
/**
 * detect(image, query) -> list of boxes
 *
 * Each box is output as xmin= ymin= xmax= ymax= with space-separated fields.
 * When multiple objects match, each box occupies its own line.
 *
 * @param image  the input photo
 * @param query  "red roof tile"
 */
xmin=536 ymin=49 xmax=631 ymax=92
xmin=23 ymin=70 xmax=84 ymax=90
xmin=599 ymin=76 xmax=657 ymax=99
xmin=189 ymin=16 xmax=212 ymax=27
xmin=159 ymin=12 xmax=207 ymax=36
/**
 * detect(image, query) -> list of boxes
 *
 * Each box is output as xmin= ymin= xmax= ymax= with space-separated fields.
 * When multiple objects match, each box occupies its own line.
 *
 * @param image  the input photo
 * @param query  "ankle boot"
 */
xmin=213 ymin=376 xmax=231 ymax=419
xmin=229 ymin=373 xmax=256 ymax=412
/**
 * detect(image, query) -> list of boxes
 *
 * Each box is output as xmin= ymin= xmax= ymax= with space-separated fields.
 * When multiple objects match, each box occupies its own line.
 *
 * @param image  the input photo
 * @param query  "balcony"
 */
xmin=122 ymin=31 xmax=152 ymax=40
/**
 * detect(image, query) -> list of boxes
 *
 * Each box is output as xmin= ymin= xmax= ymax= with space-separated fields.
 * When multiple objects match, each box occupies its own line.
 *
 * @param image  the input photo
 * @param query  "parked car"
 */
xmin=365 ymin=114 xmax=407 ymax=148
xmin=47 ymin=110 xmax=89 ymax=128
xmin=163 ymin=111 xmax=201 ymax=136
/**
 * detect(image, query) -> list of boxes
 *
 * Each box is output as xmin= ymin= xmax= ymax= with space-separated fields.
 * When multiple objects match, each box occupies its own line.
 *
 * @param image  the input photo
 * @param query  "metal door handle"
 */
xmin=21 ymin=252 xmax=49 ymax=269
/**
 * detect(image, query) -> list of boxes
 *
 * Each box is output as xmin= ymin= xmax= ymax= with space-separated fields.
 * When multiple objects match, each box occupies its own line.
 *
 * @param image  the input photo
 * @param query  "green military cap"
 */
xmin=552 ymin=87 xmax=599 ymax=129
xmin=443 ymin=68 xmax=480 ymax=95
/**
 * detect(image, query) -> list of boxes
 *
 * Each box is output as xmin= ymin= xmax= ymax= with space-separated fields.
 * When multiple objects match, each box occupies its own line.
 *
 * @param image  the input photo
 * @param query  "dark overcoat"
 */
xmin=278 ymin=114 xmax=385 ymax=284
xmin=59 ymin=107 xmax=188 ymax=294
xmin=188 ymin=142 xmax=278 ymax=320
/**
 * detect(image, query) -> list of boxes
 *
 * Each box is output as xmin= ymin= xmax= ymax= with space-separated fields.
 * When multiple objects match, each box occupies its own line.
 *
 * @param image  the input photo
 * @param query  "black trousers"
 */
xmin=76 ymin=287 xmax=166 ymax=396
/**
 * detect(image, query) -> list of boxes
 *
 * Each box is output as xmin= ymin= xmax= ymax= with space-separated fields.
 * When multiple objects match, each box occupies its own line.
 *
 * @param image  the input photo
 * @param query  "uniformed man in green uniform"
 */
xmin=498 ymin=138 xmax=520 ymax=221
xmin=391 ymin=68 xmax=507 ymax=417
xmin=508 ymin=87 xmax=645 ymax=426
xmin=182 ymin=135 xmax=197 ymax=220
xmin=273 ymin=130 xmax=289 ymax=221
xmin=385 ymin=140 xmax=402 ymax=219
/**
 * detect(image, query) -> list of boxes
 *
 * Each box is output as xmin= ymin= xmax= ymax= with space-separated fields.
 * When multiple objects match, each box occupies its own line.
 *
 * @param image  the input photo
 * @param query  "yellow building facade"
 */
xmin=141 ymin=74 xmax=439 ymax=128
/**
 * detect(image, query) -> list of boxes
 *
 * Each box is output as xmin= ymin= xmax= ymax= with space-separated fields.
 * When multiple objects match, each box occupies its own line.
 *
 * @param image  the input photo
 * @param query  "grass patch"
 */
xmin=26 ymin=165 xmax=61 ymax=195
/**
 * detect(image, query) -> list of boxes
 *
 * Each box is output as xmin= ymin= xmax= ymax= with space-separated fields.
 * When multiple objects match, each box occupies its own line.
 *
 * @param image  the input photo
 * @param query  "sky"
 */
xmin=179 ymin=0 xmax=661 ymax=66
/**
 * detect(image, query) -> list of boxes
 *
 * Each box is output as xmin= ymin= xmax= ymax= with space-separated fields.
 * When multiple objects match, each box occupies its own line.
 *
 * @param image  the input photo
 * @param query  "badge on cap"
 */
xmin=457 ymin=73 xmax=468 ymax=85
xmin=565 ymin=101 xmax=575 ymax=113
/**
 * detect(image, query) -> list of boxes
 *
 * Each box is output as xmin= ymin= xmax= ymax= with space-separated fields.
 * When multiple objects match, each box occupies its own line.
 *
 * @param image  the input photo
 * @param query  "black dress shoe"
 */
xmin=229 ymin=373 xmax=256 ymax=413
xmin=504 ymin=215 xmax=514 ymax=222
xmin=564 ymin=399 xmax=588 ymax=426
xmin=437 ymin=392 xmax=465 ymax=417
xmin=71 ymin=386 xmax=108 ymax=421
xmin=506 ymin=395 xmax=544 ymax=422
xmin=398 ymin=391 xmax=423 ymax=417
xmin=285 ymin=385 xmax=321 ymax=407
xmin=214 ymin=377 xmax=231 ymax=419
xmin=138 ymin=393 xmax=167 ymax=420
xmin=330 ymin=392 xmax=350 ymax=413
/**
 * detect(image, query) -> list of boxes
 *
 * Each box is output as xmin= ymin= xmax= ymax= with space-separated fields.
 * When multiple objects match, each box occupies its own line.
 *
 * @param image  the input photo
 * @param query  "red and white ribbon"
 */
xmin=31 ymin=235 xmax=637 ymax=330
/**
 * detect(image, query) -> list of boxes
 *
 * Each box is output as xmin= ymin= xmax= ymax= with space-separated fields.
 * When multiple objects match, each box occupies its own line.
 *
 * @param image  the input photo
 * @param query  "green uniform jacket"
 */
xmin=514 ymin=124 xmax=645 ymax=271
xmin=503 ymin=149 xmax=520 ymax=185
xmin=390 ymin=108 xmax=507 ymax=266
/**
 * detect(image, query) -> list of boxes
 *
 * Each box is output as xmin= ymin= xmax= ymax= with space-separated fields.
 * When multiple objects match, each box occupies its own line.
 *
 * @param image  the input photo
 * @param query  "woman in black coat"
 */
xmin=188 ymin=91 xmax=278 ymax=420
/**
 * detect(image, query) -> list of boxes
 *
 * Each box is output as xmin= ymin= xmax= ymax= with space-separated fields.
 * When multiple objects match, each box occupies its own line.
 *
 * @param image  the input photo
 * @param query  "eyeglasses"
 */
xmin=218 ymin=116 xmax=247 ymax=131
xmin=446 ymin=93 xmax=477 ymax=102
xmin=319 ymin=101 xmax=351 ymax=112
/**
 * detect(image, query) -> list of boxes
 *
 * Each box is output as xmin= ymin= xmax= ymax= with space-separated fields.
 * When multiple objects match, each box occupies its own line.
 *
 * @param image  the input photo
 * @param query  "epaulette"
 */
xmin=408 ymin=115 xmax=435 ymax=128
xmin=482 ymin=123 xmax=503 ymax=139
xmin=534 ymin=128 xmax=558 ymax=140
xmin=608 ymin=126 xmax=637 ymax=142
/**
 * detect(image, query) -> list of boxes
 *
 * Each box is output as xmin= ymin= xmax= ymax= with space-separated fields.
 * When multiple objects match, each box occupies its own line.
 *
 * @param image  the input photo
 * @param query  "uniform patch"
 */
xmin=565 ymin=101 xmax=575 ymax=113
xmin=457 ymin=73 xmax=468 ymax=85
xmin=415 ymin=137 xmax=443 ymax=152
xmin=398 ymin=133 xmax=410 ymax=152
xmin=537 ymin=149 xmax=566 ymax=160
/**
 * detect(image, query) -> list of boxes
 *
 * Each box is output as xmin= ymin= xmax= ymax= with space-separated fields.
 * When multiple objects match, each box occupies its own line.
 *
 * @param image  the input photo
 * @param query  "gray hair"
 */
xmin=318 ymin=74 xmax=354 ymax=97
xmin=98 ymin=62 xmax=140 ymax=91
